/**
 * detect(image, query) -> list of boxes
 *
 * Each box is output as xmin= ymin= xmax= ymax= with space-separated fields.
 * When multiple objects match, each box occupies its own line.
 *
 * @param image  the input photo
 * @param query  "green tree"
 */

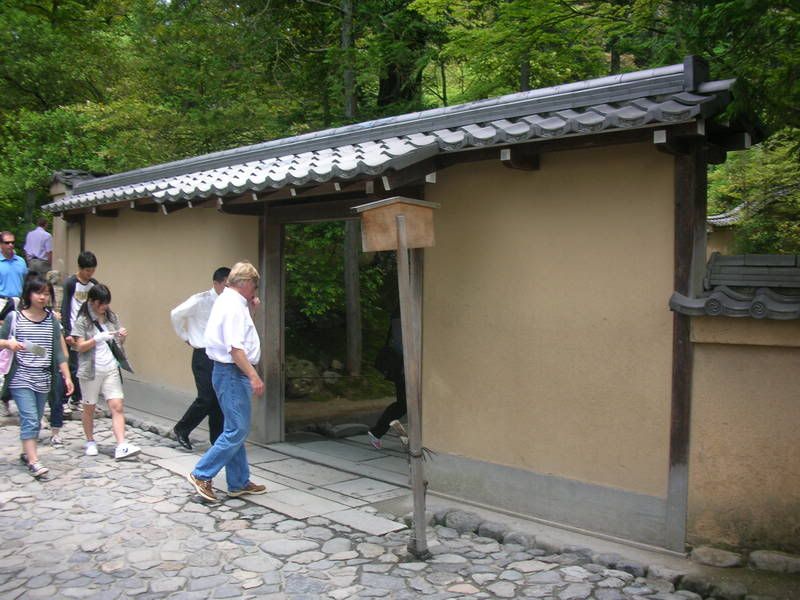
xmin=708 ymin=128 xmax=800 ymax=254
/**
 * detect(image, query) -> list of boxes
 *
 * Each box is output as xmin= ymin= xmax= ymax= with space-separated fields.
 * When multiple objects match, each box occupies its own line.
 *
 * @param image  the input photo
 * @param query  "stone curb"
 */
xmin=395 ymin=508 xmax=794 ymax=600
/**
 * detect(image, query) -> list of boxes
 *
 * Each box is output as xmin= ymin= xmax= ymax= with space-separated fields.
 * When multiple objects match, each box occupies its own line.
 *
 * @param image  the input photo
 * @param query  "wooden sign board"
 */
xmin=353 ymin=196 xmax=440 ymax=252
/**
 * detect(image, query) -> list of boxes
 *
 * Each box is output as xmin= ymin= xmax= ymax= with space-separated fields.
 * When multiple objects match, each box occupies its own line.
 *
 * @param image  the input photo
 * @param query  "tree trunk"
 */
xmin=609 ymin=38 xmax=620 ymax=74
xmin=341 ymin=0 xmax=356 ymax=120
xmin=439 ymin=60 xmax=448 ymax=106
xmin=519 ymin=50 xmax=531 ymax=92
xmin=344 ymin=220 xmax=362 ymax=375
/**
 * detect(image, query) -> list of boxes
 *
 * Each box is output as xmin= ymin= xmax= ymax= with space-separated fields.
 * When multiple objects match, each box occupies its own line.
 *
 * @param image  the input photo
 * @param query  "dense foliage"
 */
xmin=0 ymin=0 xmax=797 ymax=367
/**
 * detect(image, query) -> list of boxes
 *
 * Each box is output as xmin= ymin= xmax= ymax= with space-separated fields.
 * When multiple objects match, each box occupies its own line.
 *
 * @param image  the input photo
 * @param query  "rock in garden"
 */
xmin=478 ymin=521 xmax=509 ymax=542
xmin=690 ymin=546 xmax=744 ymax=568
xmin=444 ymin=511 xmax=482 ymax=534
xmin=748 ymin=550 xmax=800 ymax=574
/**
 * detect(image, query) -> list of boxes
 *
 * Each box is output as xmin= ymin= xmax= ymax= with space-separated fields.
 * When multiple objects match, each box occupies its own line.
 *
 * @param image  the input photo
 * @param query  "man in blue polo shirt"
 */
xmin=0 ymin=230 xmax=27 ymax=416
xmin=0 ymin=231 xmax=27 ymax=303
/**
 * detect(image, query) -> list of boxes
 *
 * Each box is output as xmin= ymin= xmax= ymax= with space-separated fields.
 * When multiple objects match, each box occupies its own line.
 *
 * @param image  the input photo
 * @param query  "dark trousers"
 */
xmin=49 ymin=372 xmax=65 ymax=428
xmin=67 ymin=349 xmax=83 ymax=402
xmin=175 ymin=348 xmax=223 ymax=443
xmin=370 ymin=377 xmax=407 ymax=438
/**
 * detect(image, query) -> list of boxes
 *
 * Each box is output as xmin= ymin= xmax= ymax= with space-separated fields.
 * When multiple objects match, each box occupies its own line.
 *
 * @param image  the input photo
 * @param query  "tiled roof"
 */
xmin=706 ymin=204 xmax=749 ymax=227
xmin=45 ymin=58 xmax=734 ymax=213
xmin=670 ymin=254 xmax=800 ymax=319
xmin=707 ymin=183 xmax=800 ymax=227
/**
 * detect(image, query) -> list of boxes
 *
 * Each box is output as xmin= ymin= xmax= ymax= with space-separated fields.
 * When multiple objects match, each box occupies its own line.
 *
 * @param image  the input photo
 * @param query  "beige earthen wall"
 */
xmin=689 ymin=317 xmax=800 ymax=552
xmin=423 ymin=142 xmax=675 ymax=497
xmin=54 ymin=208 xmax=258 ymax=392
xmin=706 ymin=227 xmax=734 ymax=258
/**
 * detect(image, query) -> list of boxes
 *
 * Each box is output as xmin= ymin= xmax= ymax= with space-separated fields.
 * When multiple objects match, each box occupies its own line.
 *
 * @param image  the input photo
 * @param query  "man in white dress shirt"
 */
xmin=187 ymin=261 xmax=266 ymax=502
xmin=170 ymin=266 xmax=230 ymax=450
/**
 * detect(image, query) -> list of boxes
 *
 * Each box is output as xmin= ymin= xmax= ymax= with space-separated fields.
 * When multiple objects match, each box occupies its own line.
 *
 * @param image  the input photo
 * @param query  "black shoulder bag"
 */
xmin=91 ymin=317 xmax=134 ymax=373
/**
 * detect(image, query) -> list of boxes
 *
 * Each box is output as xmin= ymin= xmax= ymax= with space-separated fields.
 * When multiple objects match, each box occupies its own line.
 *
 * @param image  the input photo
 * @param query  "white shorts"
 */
xmin=80 ymin=369 xmax=124 ymax=405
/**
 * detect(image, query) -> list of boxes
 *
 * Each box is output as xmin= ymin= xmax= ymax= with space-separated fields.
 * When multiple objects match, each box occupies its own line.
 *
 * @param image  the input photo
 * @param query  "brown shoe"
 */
xmin=228 ymin=481 xmax=267 ymax=497
xmin=187 ymin=472 xmax=217 ymax=502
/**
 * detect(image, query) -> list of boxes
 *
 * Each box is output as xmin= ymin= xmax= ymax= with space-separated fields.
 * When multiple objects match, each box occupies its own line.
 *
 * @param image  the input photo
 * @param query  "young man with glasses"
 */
xmin=0 ymin=231 xmax=28 ymax=417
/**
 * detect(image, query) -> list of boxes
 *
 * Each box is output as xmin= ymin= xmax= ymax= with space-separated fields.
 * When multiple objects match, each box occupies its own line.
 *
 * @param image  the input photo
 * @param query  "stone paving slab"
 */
xmin=360 ymin=454 xmax=411 ymax=475
xmin=251 ymin=488 xmax=351 ymax=517
xmin=327 ymin=476 xmax=405 ymax=499
xmin=243 ymin=445 xmax=287 ymax=464
xmin=268 ymin=441 xmax=410 ymax=487
xmin=295 ymin=439 xmax=384 ymax=463
xmin=326 ymin=508 xmax=408 ymax=536
xmin=257 ymin=457 xmax=361 ymax=486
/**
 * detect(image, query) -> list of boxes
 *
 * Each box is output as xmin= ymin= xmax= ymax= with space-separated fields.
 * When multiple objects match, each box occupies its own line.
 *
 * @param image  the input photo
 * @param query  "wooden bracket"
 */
xmin=501 ymin=146 xmax=540 ymax=171
xmin=653 ymin=129 xmax=693 ymax=156
xmin=708 ymin=131 xmax=752 ymax=152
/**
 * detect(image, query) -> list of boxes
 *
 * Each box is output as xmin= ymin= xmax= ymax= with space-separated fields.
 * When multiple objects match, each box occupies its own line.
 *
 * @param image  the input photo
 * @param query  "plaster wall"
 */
xmin=60 ymin=208 xmax=258 ymax=393
xmin=706 ymin=228 xmax=734 ymax=258
xmin=423 ymin=142 xmax=675 ymax=497
xmin=689 ymin=317 xmax=800 ymax=552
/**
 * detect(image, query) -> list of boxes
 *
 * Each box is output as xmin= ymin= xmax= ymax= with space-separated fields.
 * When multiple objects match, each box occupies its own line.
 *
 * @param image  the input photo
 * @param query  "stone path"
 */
xmin=0 ymin=417 xmax=788 ymax=599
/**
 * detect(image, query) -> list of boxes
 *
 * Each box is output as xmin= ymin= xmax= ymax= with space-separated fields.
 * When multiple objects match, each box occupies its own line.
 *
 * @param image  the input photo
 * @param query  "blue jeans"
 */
xmin=12 ymin=387 xmax=48 ymax=440
xmin=192 ymin=362 xmax=251 ymax=491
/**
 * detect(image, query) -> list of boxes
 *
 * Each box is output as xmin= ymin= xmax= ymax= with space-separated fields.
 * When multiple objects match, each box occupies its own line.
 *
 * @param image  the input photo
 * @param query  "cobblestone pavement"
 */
xmin=0 ymin=417 xmax=785 ymax=599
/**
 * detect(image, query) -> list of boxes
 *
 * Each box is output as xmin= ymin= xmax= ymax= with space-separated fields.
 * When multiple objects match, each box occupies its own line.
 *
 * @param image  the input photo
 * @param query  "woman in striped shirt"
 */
xmin=0 ymin=275 xmax=73 ymax=477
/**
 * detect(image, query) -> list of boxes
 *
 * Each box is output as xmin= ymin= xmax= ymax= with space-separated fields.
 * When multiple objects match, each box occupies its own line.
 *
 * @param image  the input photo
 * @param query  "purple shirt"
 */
xmin=24 ymin=226 xmax=52 ymax=261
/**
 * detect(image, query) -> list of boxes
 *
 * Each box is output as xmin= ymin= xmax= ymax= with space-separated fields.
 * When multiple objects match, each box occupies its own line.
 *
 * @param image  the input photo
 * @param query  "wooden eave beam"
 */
xmin=93 ymin=208 xmax=119 ymax=218
xmin=159 ymin=201 xmax=190 ymax=215
xmin=264 ymin=185 xmax=424 ymax=224
xmin=130 ymin=200 xmax=159 ymax=213
xmin=381 ymin=157 xmax=438 ymax=191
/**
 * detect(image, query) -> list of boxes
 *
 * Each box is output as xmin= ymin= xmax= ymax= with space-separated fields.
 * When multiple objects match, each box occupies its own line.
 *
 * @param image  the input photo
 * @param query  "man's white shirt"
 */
xmin=203 ymin=287 xmax=260 ymax=365
xmin=170 ymin=288 xmax=219 ymax=349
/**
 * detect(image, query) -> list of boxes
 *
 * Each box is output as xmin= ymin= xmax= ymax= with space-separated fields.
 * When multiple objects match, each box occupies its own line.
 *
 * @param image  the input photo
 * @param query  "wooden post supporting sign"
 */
xmin=353 ymin=196 xmax=439 ymax=559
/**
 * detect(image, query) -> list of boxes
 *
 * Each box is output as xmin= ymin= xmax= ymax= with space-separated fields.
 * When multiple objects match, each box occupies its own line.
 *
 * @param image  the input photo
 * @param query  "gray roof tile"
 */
xmin=45 ymin=58 xmax=734 ymax=213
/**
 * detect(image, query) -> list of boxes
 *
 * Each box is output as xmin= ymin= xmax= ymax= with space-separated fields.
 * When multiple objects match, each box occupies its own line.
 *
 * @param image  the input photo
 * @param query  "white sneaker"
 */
xmin=85 ymin=441 xmax=98 ymax=456
xmin=114 ymin=442 xmax=141 ymax=461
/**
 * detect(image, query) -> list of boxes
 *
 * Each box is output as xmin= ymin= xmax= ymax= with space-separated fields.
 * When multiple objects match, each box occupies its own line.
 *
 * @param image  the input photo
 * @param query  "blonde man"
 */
xmin=187 ymin=261 xmax=265 ymax=502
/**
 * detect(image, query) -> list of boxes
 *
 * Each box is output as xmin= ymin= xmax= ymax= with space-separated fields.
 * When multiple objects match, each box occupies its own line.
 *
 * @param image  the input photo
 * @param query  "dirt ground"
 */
xmin=285 ymin=395 xmax=394 ymax=429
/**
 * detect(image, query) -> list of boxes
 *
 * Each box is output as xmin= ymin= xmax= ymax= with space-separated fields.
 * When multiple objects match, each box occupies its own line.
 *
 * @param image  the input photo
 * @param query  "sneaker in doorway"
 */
xmin=28 ymin=462 xmax=48 ymax=478
xmin=367 ymin=431 xmax=382 ymax=449
xmin=50 ymin=435 xmax=64 ymax=448
xmin=85 ymin=441 xmax=98 ymax=456
xmin=114 ymin=442 xmax=141 ymax=460
xmin=187 ymin=472 xmax=217 ymax=502
xmin=228 ymin=481 xmax=267 ymax=498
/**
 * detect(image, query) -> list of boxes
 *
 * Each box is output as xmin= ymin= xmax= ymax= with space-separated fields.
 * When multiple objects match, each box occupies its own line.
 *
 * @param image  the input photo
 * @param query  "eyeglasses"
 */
xmin=1 ymin=241 xmax=14 ymax=245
